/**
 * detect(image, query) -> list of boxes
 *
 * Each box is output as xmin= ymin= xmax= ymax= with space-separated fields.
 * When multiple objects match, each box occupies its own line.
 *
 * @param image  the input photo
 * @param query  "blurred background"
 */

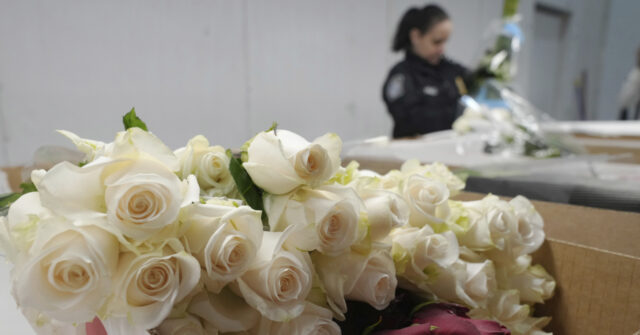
xmin=0 ymin=0 xmax=639 ymax=166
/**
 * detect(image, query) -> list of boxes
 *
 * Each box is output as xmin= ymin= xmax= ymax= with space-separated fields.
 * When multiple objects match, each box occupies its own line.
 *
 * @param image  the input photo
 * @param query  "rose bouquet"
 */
xmin=0 ymin=110 xmax=554 ymax=334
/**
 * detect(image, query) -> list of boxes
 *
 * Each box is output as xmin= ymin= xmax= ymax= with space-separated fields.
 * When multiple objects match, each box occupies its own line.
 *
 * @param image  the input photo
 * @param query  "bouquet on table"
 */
xmin=0 ymin=110 xmax=555 ymax=334
xmin=452 ymin=87 xmax=582 ymax=159
xmin=454 ymin=0 xmax=581 ymax=160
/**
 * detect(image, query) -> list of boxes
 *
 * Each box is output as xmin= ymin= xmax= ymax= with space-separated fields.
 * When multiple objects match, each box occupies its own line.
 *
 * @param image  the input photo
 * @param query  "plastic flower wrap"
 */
xmin=453 ymin=84 xmax=583 ymax=159
xmin=0 ymin=110 xmax=554 ymax=335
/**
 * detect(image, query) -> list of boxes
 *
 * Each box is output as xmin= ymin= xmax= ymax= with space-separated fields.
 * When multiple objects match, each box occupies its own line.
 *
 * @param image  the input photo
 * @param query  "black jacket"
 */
xmin=382 ymin=51 xmax=470 ymax=138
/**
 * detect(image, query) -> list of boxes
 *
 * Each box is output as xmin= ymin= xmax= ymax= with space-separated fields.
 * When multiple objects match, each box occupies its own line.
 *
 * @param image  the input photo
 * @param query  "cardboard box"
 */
xmin=454 ymin=192 xmax=640 ymax=335
xmin=0 ymin=166 xmax=24 ymax=193
xmin=574 ymin=136 xmax=640 ymax=165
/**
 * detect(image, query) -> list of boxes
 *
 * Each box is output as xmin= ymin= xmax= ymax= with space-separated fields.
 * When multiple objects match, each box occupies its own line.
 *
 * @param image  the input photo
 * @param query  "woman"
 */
xmin=383 ymin=4 xmax=470 ymax=138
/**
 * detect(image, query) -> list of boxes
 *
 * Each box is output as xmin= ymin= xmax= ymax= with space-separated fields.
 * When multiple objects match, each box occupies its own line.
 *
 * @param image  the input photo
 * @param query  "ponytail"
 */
xmin=392 ymin=4 xmax=449 ymax=52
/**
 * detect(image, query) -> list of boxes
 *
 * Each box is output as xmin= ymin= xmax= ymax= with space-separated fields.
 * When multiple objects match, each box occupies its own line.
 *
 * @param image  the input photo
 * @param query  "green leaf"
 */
xmin=410 ymin=300 xmax=436 ymax=318
xmin=226 ymin=150 xmax=269 ymax=230
xmin=266 ymin=121 xmax=278 ymax=134
xmin=361 ymin=316 xmax=382 ymax=335
xmin=0 ymin=182 xmax=37 ymax=215
xmin=0 ymin=192 xmax=20 ymax=210
xmin=239 ymin=122 xmax=278 ymax=163
xmin=430 ymin=325 xmax=439 ymax=331
xmin=122 ymin=107 xmax=148 ymax=131
xmin=19 ymin=182 xmax=37 ymax=194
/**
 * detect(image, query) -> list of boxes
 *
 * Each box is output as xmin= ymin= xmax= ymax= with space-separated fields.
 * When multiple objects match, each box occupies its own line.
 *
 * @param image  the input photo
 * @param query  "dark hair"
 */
xmin=392 ymin=4 xmax=449 ymax=52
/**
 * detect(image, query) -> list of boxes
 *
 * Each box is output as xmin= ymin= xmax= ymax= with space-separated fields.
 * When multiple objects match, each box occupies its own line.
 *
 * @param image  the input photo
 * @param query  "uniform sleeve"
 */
xmin=382 ymin=69 xmax=423 ymax=137
xmin=619 ymin=68 xmax=640 ymax=111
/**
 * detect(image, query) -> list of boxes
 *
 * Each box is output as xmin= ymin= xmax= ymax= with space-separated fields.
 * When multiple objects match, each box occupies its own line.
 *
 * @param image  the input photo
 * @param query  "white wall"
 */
xmin=0 ymin=0 xmax=502 ymax=166
xmin=518 ymin=0 xmax=612 ymax=121
xmin=596 ymin=0 xmax=640 ymax=120
xmin=1 ymin=0 xmax=637 ymax=166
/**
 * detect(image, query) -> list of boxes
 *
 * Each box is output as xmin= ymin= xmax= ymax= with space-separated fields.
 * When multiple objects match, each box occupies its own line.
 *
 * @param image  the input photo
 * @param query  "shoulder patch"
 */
xmin=385 ymin=73 xmax=405 ymax=101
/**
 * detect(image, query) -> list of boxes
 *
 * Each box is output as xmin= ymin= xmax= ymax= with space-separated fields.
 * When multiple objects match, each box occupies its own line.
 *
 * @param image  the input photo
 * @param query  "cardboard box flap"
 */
xmin=533 ymin=241 xmax=640 ymax=334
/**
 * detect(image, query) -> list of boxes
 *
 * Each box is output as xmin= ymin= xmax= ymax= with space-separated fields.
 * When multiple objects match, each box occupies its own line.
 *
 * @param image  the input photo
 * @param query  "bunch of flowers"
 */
xmin=0 ymin=111 xmax=554 ymax=334
xmin=452 ymin=87 xmax=579 ymax=159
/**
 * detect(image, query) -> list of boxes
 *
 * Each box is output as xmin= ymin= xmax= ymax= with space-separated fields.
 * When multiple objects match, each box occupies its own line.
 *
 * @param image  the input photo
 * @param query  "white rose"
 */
xmin=508 ymin=264 xmax=555 ymax=304
xmin=378 ymin=170 xmax=404 ymax=192
xmin=243 ymin=130 xmax=342 ymax=194
xmin=483 ymin=196 xmax=518 ymax=252
xmin=264 ymin=185 xmax=362 ymax=256
xmin=390 ymin=225 xmax=459 ymax=287
xmin=402 ymin=174 xmax=450 ymax=227
xmin=361 ymin=190 xmax=409 ymax=241
xmin=346 ymin=246 xmax=397 ymax=311
xmin=58 ymin=130 xmax=107 ymax=163
xmin=456 ymin=200 xmax=494 ymax=251
xmin=182 ymin=203 xmax=263 ymax=293
xmin=497 ymin=255 xmax=555 ymax=304
xmin=108 ymin=128 xmax=180 ymax=171
xmin=400 ymin=160 xmax=465 ymax=196
xmin=236 ymin=228 xmax=313 ymax=322
xmin=155 ymin=315 xmax=206 ymax=335
xmin=313 ymin=244 xmax=397 ymax=319
xmin=469 ymin=289 xmax=549 ymax=335
xmin=21 ymin=307 xmax=89 ymax=335
xmin=326 ymin=160 xmax=363 ymax=186
xmin=36 ymin=158 xmax=199 ymax=243
xmin=175 ymin=135 xmax=235 ymax=197
xmin=475 ymin=290 xmax=529 ymax=326
xmin=460 ymin=260 xmax=497 ymax=309
xmin=423 ymin=260 xmax=496 ymax=310
xmin=34 ymin=160 xmax=111 ymax=220
xmin=509 ymin=195 xmax=545 ymax=255
xmin=459 ymin=195 xmax=520 ymax=261
xmin=457 ymin=245 xmax=487 ymax=263
xmin=251 ymin=302 xmax=340 ymax=335
xmin=460 ymin=195 xmax=544 ymax=261
xmin=188 ymin=287 xmax=259 ymax=333
xmin=12 ymin=221 xmax=118 ymax=323
xmin=106 ymin=242 xmax=201 ymax=331
xmin=104 ymin=159 xmax=199 ymax=240
xmin=3 ymin=192 xmax=53 ymax=259
xmin=59 ymin=128 xmax=179 ymax=171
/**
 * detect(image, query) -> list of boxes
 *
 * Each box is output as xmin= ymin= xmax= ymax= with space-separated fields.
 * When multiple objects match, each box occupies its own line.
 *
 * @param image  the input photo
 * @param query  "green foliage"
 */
xmin=502 ymin=0 xmax=519 ymax=18
xmin=0 ymin=182 xmax=37 ymax=216
xmin=122 ymin=107 xmax=148 ymax=131
xmin=239 ymin=122 xmax=278 ymax=162
xmin=226 ymin=150 xmax=269 ymax=230
xmin=361 ymin=316 xmax=382 ymax=335
xmin=410 ymin=300 xmax=436 ymax=318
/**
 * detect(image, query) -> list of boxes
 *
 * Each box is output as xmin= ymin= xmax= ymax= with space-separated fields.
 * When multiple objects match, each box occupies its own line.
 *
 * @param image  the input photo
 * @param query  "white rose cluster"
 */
xmin=0 ymin=124 xmax=554 ymax=335
xmin=329 ymin=158 xmax=553 ymax=335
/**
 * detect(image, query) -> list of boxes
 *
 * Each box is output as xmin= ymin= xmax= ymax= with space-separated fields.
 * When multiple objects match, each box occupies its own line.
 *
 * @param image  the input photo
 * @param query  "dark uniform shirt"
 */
xmin=382 ymin=51 xmax=470 ymax=138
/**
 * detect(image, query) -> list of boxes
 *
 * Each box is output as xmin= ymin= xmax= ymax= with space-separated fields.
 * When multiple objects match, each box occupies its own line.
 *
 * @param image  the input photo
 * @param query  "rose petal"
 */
xmin=244 ymin=131 xmax=304 ymax=194
xmin=111 ymin=128 xmax=179 ymax=171
xmin=188 ymin=289 xmax=259 ymax=332
xmin=37 ymin=161 xmax=109 ymax=219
